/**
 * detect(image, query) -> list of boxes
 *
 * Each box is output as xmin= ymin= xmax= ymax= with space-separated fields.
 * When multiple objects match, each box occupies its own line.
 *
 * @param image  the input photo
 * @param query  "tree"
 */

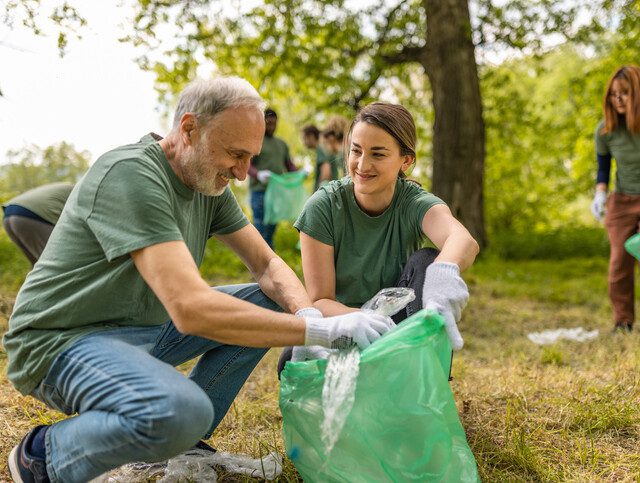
xmin=124 ymin=0 xmax=631 ymax=248
xmin=0 ymin=142 xmax=90 ymax=200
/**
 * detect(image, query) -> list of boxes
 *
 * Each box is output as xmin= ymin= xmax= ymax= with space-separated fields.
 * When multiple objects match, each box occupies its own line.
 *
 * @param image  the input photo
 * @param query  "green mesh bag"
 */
xmin=263 ymin=171 xmax=308 ymax=225
xmin=625 ymin=233 xmax=640 ymax=261
xmin=279 ymin=310 xmax=479 ymax=482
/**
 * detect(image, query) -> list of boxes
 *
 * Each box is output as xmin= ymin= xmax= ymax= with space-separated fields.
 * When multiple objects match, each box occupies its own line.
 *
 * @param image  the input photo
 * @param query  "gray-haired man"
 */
xmin=5 ymin=77 xmax=391 ymax=483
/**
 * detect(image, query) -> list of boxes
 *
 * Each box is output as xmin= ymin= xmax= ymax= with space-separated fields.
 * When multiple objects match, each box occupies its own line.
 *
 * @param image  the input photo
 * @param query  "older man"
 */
xmin=5 ymin=77 xmax=391 ymax=483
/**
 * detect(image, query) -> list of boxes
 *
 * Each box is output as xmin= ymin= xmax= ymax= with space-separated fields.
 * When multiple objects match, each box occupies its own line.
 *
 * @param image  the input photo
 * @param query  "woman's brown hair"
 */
xmin=601 ymin=65 xmax=640 ymax=135
xmin=346 ymin=102 xmax=417 ymax=178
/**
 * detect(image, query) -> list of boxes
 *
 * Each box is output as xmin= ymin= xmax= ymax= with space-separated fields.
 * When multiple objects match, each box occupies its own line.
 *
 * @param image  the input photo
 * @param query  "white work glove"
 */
xmin=257 ymin=169 xmax=272 ymax=184
xmin=304 ymin=311 xmax=392 ymax=350
xmin=301 ymin=166 xmax=313 ymax=178
xmin=291 ymin=345 xmax=332 ymax=362
xmin=422 ymin=262 xmax=469 ymax=351
xmin=590 ymin=190 xmax=607 ymax=221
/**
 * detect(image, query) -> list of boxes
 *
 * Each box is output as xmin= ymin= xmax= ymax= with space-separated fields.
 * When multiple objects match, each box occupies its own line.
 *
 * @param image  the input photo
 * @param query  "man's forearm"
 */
xmin=256 ymin=256 xmax=314 ymax=313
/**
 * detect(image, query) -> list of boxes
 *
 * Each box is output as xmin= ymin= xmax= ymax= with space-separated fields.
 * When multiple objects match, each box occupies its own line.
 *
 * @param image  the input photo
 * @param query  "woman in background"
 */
xmin=590 ymin=65 xmax=640 ymax=332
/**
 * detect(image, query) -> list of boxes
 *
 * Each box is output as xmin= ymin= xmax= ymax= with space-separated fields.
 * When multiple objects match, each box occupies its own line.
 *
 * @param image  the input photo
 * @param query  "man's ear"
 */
xmin=179 ymin=113 xmax=197 ymax=145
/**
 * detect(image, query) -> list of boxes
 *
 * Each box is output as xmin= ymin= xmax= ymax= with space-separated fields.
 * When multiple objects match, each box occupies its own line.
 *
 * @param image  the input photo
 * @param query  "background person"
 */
xmin=2 ymin=182 xmax=74 ymax=265
xmin=248 ymin=108 xmax=299 ymax=248
xmin=590 ymin=65 xmax=640 ymax=332
xmin=301 ymin=124 xmax=335 ymax=191
xmin=5 ymin=78 xmax=391 ymax=483
xmin=278 ymin=102 xmax=479 ymax=372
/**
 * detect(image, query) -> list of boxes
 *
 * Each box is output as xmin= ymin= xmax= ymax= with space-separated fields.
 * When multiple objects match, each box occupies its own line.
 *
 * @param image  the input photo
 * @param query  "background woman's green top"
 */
xmin=595 ymin=120 xmax=640 ymax=194
xmin=294 ymin=177 xmax=444 ymax=307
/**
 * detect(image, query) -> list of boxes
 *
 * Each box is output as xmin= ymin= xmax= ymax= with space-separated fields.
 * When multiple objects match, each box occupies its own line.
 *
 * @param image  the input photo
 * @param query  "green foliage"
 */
xmin=0 ymin=230 xmax=29 ymax=291
xmin=488 ymin=227 xmax=609 ymax=260
xmin=0 ymin=142 xmax=90 ymax=203
xmin=540 ymin=346 xmax=566 ymax=366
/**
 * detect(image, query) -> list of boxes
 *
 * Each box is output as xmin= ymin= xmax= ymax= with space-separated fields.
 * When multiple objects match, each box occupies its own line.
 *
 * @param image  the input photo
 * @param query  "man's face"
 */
xmin=265 ymin=115 xmax=277 ymax=136
xmin=183 ymin=106 xmax=265 ymax=196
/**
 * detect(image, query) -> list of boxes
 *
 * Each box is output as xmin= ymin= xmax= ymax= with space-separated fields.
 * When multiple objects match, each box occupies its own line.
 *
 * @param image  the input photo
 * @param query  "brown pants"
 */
xmin=604 ymin=192 xmax=640 ymax=326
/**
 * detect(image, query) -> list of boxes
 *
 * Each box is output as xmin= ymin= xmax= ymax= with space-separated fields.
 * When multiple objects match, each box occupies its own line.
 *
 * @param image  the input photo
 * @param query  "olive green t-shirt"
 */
xmin=595 ymin=120 xmax=640 ymax=194
xmin=4 ymin=134 xmax=249 ymax=395
xmin=294 ymin=177 xmax=445 ymax=307
xmin=314 ymin=147 xmax=338 ymax=191
xmin=3 ymin=182 xmax=75 ymax=224
xmin=250 ymin=135 xmax=291 ymax=191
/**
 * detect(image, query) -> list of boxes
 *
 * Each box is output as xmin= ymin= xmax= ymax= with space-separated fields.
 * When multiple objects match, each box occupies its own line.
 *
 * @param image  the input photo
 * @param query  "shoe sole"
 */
xmin=8 ymin=444 xmax=24 ymax=483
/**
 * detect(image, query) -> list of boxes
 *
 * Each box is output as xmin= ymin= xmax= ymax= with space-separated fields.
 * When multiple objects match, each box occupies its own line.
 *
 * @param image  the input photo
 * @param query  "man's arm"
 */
xmin=216 ymin=224 xmax=314 ymax=314
xmin=131 ymin=239 xmax=306 ymax=347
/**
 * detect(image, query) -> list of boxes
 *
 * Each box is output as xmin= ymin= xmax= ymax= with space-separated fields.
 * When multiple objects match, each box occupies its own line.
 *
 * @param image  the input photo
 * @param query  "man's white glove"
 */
xmin=257 ymin=169 xmax=272 ymax=184
xmin=304 ymin=311 xmax=392 ymax=350
xmin=422 ymin=262 xmax=469 ymax=351
xmin=301 ymin=166 xmax=313 ymax=178
xmin=590 ymin=190 xmax=607 ymax=221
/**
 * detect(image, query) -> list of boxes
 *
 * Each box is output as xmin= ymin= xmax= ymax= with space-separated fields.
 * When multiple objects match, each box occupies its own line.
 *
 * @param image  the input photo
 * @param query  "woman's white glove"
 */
xmin=422 ymin=262 xmax=469 ymax=351
xmin=590 ymin=190 xmax=607 ymax=221
xmin=304 ymin=311 xmax=392 ymax=350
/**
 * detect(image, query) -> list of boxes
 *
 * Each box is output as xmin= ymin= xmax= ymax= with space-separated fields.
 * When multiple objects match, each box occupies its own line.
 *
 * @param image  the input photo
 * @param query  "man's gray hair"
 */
xmin=172 ymin=77 xmax=266 ymax=128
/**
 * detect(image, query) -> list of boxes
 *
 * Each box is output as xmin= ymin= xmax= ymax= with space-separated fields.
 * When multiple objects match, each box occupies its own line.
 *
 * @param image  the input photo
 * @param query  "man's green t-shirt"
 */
xmin=3 ymin=134 xmax=249 ymax=395
xmin=294 ymin=177 xmax=445 ymax=307
xmin=3 ymin=182 xmax=75 ymax=224
xmin=314 ymin=147 xmax=338 ymax=191
xmin=250 ymin=135 xmax=290 ymax=191
xmin=595 ymin=120 xmax=640 ymax=194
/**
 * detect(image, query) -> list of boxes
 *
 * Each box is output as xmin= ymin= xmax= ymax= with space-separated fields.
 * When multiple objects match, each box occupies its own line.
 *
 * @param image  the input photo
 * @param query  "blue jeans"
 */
xmin=30 ymin=283 xmax=280 ymax=483
xmin=251 ymin=190 xmax=276 ymax=248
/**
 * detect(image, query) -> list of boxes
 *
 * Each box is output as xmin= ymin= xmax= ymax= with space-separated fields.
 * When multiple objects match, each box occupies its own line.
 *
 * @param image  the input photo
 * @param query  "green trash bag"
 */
xmin=625 ymin=233 xmax=640 ymax=261
xmin=279 ymin=310 xmax=480 ymax=482
xmin=263 ymin=171 xmax=308 ymax=225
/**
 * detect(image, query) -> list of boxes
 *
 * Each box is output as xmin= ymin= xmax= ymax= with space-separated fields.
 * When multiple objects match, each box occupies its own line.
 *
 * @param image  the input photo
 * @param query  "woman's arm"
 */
xmin=422 ymin=204 xmax=479 ymax=271
xmin=299 ymin=231 xmax=359 ymax=316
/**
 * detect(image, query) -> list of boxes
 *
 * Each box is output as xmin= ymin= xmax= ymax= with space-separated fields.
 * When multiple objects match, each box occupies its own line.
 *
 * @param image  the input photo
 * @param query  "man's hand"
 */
xmin=304 ymin=311 xmax=392 ymax=350
xmin=422 ymin=262 xmax=469 ymax=351
xmin=257 ymin=170 xmax=272 ymax=184
xmin=591 ymin=190 xmax=607 ymax=221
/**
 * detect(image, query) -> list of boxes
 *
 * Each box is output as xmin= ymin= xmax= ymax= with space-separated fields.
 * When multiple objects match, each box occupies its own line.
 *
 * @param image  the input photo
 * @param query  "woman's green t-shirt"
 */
xmin=294 ymin=177 xmax=445 ymax=307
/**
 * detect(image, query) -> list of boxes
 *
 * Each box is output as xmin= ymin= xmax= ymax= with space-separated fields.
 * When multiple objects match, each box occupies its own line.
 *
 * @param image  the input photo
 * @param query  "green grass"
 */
xmin=1 ymin=227 xmax=639 ymax=481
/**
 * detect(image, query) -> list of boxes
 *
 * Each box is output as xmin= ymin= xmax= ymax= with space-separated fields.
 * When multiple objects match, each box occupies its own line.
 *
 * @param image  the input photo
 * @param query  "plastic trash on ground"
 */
xmin=92 ymin=448 xmax=283 ymax=482
xmin=624 ymin=232 xmax=640 ymax=261
xmin=279 ymin=299 xmax=479 ymax=481
xmin=263 ymin=171 xmax=308 ymax=225
xmin=527 ymin=327 xmax=599 ymax=345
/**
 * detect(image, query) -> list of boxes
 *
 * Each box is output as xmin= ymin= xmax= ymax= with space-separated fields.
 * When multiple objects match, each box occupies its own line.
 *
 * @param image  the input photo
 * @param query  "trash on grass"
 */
xmin=527 ymin=327 xmax=599 ymax=345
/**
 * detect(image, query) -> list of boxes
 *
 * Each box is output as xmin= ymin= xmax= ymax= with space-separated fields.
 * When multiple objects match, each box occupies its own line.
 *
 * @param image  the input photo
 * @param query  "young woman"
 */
xmin=278 ymin=102 xmax=479 ymax=371
xmin=590 ymin=65 xmax=640 ymax=332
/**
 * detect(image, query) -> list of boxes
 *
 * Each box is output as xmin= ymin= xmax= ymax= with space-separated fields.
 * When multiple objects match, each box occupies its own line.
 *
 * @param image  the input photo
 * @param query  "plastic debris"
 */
xmin=527 ymin=327 xmax=599 ymax=345
xmin=92 ymin=448 xmax=283 ymax=482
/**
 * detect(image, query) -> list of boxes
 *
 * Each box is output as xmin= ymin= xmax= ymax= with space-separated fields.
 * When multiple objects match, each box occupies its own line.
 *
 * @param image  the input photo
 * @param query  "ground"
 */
xmin=1 ymin=257 xmax=639 ymax=481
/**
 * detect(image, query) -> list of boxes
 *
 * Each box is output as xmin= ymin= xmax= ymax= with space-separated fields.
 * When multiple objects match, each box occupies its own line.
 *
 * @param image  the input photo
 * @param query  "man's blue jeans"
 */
xmin=29 ymin=283 xmax=280 ymax=483
xmin=250 ymin=190 xmax=276 ymax=248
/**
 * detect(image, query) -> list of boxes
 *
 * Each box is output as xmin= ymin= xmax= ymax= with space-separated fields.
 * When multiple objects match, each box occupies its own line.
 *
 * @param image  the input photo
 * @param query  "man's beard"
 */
xmin=184 ymin=144 xmax=228 ymax=197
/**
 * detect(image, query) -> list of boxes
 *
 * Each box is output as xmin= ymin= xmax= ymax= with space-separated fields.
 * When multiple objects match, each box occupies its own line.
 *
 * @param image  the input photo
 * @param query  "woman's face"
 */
xmin=609 ymin=78 xmax=630 ymax=115
xmin=348 ymin=122 xmax=413 ymax=199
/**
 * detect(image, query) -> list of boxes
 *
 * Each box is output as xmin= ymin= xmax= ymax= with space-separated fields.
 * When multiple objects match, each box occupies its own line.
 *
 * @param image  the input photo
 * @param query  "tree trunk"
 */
xmin=422 ymin=0 xmax=486 ymax=248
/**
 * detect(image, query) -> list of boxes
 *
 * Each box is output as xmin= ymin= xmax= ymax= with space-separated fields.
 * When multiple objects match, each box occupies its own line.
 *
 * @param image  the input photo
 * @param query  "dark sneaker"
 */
xmin=613 ymin=322 xmax=633 ymax=333
xmin=8 ymin=425 xmax=50 ymax=483
xmin=192 ymin=440 xmax=217 ymax=453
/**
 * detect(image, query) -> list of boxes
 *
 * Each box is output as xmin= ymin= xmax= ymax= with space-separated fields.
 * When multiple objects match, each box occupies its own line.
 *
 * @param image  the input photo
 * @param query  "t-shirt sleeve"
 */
xmin=293 ymin=188 xmax=334 ymax=246
xmin=209 ymin=187 xmax=250 ymax=236
xmin=401 ymin=182 xmax=447 ymax=240
xmin=84 ymin=160 xmax=183 ymax=262
xmin=595 ymin=121 xmax=610 ymax=156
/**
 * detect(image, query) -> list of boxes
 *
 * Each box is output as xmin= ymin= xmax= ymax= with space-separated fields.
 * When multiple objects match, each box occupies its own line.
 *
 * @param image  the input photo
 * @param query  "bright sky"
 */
xmin=0 ymin=2 xmax=167 ymax=164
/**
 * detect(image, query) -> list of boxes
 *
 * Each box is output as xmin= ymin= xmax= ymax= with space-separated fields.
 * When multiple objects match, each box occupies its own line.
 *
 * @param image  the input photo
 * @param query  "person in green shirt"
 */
xmin=5 ymin=77 xmax=392 ymax=483
xmin=2 ymin=182 xmax=75 ymax=265
xmin=248 ymin=108 xmax=299 ymax=248
xmin=590 ymin=65 xmax=640 ymax=332
xmin=278 ymin=102 xmax=479 ymax=372
xmin=301 ymin=124 xmax=335 ymax=191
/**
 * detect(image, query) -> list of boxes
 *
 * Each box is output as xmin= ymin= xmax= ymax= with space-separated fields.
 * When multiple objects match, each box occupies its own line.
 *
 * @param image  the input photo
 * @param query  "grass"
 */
xmin=1 ymin=227 xmax=639 ymax=481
